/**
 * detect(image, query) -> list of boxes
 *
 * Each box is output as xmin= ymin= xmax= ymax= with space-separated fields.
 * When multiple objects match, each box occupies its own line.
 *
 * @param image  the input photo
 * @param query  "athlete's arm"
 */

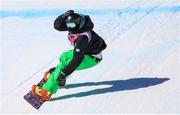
xmin=60 ymin=35 xmax=89 ymax=78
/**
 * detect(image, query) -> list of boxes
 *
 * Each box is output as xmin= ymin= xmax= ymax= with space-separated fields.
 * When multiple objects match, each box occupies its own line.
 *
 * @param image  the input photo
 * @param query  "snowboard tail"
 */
xmin=24 ymin=78 xmax=47 ymax=109
xmin=24 ymin=91 xmax=45 ymax=109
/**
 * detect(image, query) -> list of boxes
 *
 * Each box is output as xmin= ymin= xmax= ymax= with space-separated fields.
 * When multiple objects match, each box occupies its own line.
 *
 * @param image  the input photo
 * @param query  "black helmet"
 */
xmin=65 ymin=13 xmax=86 ymax=30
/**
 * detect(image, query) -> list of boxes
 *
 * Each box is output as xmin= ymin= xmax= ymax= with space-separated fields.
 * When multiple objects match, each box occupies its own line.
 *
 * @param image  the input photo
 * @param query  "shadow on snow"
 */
xmin=50 ymin=77 xmax=169 ymax=101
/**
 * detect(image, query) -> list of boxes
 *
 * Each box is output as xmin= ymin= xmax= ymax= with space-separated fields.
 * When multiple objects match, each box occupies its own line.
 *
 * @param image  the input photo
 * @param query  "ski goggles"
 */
xmin=66 ymin=22 xmax=76 ymax=28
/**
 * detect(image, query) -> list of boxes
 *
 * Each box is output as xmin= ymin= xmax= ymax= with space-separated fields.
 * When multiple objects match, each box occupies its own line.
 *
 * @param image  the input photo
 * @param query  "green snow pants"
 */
xmin=42 ymin=50 xmax=100 ymax=94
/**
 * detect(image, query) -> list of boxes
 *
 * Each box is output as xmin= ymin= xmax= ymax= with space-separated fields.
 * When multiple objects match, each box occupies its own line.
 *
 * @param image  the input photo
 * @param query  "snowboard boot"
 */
xmin=32 ymin=84 xmax=52 ymax=101
xmin=43 ymin=71 xmax=51 ymax=82
xmin=37 ymin=67 xmax=55 ymax=87
xmin=44 ymin=67 xmax=55 ymax=81
xmin=37 ymin=72 xmax=50 ymax=87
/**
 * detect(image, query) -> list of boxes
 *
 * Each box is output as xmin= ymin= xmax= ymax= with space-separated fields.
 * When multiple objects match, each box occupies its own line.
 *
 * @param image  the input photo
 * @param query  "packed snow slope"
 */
xmin=1 ymin=0 xmax=180 ymax=114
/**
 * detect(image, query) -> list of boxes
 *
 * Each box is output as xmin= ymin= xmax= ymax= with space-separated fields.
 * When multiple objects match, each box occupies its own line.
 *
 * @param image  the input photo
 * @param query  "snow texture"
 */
xmin=0 ymin=0 xmax=180 ymax=114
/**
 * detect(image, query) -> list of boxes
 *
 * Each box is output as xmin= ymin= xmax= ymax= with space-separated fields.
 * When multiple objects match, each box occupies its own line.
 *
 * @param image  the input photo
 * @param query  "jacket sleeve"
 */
xmin=60 ymin=35 xmax=89 ymax=78
xmin=54 ymin=14 xmax=67 ymax=31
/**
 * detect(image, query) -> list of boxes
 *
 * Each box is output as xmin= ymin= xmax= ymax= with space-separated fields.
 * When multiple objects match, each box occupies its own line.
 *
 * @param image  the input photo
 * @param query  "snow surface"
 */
xmin=0 ymin=0 xmax=180 ymax=114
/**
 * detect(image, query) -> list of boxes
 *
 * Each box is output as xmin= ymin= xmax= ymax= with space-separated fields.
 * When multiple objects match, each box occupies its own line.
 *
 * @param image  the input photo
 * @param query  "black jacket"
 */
xmin=54 ymin=14 xmax=107 ymax=78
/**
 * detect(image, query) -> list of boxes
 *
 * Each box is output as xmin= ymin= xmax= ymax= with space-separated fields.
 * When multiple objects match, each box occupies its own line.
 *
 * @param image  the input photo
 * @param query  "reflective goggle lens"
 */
xmin=66 ymin=22 xmax=76 ymax=28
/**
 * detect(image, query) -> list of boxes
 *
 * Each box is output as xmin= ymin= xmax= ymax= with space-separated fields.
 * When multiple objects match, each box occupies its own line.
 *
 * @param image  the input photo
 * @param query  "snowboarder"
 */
xmin=32 ymin=10 xmax=107 ymax=100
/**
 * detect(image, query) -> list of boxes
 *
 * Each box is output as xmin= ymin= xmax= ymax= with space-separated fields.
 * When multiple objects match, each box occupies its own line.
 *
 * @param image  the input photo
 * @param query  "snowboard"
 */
xmin=24 ymin=68 xmax=60 ymax=109
xmin=23 ymin=78 xmax=47 ymax=109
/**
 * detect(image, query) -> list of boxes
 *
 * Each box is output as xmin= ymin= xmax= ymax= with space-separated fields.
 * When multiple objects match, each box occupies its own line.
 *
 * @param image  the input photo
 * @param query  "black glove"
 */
xmin=57 ymin=75 xmax=66 ymax=87
xmin=62 ymin=10 xmax=74 ymax=19
xmin=59 ymin=78 xmax=66 ymax=87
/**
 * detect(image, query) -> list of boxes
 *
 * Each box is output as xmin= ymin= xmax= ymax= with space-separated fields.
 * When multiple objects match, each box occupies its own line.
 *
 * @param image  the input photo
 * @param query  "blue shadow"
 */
xmin=50 ymin=77 xmax=169 ymax=101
